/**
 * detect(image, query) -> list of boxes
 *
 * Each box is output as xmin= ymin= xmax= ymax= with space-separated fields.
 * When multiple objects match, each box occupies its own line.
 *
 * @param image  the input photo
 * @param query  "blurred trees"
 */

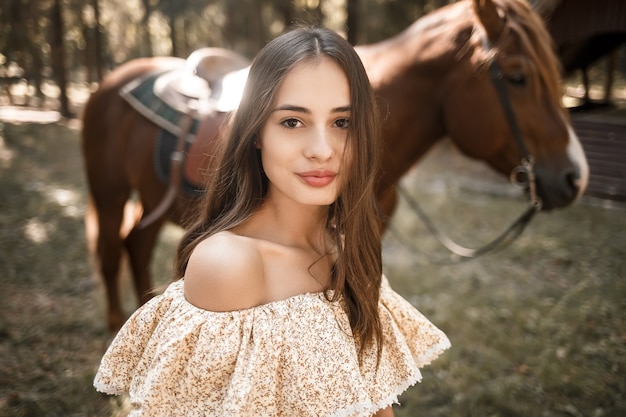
xmin=0 ymin=0 xmax=452 ymax=113
xmin=50 ymin=0 xmax=70 ymax=116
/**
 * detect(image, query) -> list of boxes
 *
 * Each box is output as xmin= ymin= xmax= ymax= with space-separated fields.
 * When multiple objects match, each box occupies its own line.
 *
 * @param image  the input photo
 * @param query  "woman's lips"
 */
xmin=297 ymin=170 xmax=337 ymax=187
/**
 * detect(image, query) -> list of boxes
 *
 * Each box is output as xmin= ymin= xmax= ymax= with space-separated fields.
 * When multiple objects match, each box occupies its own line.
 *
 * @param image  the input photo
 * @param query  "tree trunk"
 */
xmin=27 ymin=37 xmax=44 ymax=100
xmin=276 ymin=0 xmax=295 ymax=29
xmin=27 ymin=2 xmax=44 ymax=101
xmin=181 ymin=17 xmax=188 ymax=57
xmin=82 ymin=23 xmax=94 ymax=84
xmin=224 ymin=1 xmax=237 ymax=51
xmin=603 ymin=50 xmax=617 ymax=103
xmin=346 ymin=0 xmax=359 ymax=44
xmin=251 ymin=0 xmax=263 ymax=52
xmin=170 ymin=15 xmax=179 ymax=57
xmin=50 ymin=0 xmax=71 ymax=117
xmin=92 ymin=0 xmax=104 ymax=80
xmin=140 ymin=0 xmax=153 ymax=57
xmin=5 ymin=0 xmax=28 ymax=105
xmin=312 ymin=0 xmax=324 ymax=26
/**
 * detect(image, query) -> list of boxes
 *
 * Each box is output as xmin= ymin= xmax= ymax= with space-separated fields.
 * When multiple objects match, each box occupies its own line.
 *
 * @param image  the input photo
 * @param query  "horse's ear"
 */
xmin=474 ymin=0 xmax=505 ymax=44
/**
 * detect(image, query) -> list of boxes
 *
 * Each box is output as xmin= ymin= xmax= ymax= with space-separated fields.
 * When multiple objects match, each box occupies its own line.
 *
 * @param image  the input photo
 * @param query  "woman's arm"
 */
xmin=373 ymin=406 xmax=394 ymax=417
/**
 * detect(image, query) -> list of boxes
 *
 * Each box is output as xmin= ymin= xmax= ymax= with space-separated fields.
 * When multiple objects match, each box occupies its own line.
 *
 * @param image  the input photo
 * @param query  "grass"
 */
xmin=385 ymin=143 xmax=626 ymax=417
xmin=0 ymin=117 xmax=624 ymax=417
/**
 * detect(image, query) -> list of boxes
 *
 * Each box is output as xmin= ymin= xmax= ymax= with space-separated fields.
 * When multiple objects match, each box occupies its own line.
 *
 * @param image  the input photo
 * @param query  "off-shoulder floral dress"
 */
xmin=94 ymin=276 xmax=450 ymax=417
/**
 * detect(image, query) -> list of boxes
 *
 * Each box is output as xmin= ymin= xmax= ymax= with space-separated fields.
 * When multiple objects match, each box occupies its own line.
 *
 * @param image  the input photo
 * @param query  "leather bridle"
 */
xmin=489 ymin=57 xmax=543 ymax=211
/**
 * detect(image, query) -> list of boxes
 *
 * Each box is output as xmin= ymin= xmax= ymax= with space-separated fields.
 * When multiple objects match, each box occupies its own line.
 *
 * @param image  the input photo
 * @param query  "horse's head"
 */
xmin=442 ymin=0 xmax=588 ymax=210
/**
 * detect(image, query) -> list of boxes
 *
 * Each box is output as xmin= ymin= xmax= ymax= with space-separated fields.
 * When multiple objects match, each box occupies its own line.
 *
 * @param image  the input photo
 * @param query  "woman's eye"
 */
xmin=334 ymin=118 xmax=350 ymax=129
xmin=281 ymin=118 xmax=301 ymax=129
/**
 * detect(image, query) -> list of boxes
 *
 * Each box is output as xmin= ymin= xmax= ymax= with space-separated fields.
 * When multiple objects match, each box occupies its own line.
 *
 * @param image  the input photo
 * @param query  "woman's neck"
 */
xmin=238 ymin=197 xmax=330 ymax=254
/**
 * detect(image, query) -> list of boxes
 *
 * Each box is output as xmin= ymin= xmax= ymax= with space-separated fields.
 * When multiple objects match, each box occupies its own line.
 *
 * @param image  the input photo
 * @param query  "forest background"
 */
xmin=0 ymin=0 xmax=466 ymax=118
xmin=1 ymin=1 xmax=626 ymax=416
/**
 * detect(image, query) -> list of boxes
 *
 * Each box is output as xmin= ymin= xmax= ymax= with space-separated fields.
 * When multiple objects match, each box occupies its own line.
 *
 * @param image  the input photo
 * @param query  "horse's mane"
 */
xmin=475 ymin=0 xmax=563 ymax=104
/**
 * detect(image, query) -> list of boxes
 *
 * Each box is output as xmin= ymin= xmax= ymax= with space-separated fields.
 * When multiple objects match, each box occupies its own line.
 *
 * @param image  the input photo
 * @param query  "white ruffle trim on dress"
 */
xmin=94 ymin=277 xmax=450 ymax=417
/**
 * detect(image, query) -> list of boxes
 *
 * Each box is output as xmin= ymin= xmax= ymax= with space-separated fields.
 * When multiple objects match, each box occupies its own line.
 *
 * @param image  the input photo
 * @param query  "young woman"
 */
xmin=94 ymin=27 xmax=450 ymax=417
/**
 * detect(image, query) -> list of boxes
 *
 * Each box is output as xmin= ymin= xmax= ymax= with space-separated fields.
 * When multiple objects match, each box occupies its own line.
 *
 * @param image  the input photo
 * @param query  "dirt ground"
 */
xmin=0 ymin=108 xmax=624 ymax=417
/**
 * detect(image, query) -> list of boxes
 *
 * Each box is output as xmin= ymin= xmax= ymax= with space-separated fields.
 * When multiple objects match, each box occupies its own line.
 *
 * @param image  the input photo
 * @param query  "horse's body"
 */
xmin=82 ymin=0 xmax=589 ymax=331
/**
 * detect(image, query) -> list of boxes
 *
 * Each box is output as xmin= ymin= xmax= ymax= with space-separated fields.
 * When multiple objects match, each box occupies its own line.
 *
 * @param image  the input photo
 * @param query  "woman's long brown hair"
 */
xmin=174 ymin=27 xmax=384 ymax=360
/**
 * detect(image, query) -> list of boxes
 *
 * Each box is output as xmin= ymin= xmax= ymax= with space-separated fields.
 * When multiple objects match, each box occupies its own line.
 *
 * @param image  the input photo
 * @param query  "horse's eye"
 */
xmin=506 ymin=73 xmax=527 ymax=87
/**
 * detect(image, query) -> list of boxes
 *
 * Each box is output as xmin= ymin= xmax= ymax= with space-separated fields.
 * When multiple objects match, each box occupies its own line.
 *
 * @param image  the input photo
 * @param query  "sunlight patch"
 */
xmin=0 ymin=107 xmax=61 ymax=124
xmin=45 ymin=187 xmax=82 ymax=217
xmin=0 ymin=136 xmax=15 ymax=168
xmin=23 ymin=218 xmax=54 ymax=244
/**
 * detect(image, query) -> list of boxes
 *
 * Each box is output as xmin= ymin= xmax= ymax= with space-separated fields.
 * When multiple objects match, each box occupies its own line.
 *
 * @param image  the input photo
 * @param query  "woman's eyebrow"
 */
xmin=332 ymin=106 xmax=351 ymax=113
xmin=272 ymin=104 xmax=310 ymax=114
xmin=272 ymin=104 xmax=351 ymax=113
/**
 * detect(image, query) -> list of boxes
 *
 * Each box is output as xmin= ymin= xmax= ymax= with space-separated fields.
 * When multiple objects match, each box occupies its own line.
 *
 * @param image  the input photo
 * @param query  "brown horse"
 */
xmin=82 ymin=0 xmax=588 ymax=332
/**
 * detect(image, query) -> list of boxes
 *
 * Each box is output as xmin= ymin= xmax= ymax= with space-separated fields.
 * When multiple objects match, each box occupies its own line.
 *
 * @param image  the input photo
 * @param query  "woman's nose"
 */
xmin=304 ymin=127 xmax=334 ymax=160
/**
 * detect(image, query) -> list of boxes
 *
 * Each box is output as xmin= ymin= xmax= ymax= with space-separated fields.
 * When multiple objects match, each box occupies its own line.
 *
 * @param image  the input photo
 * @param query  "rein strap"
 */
xmin=391 ymin=185 xmax=537 ymax=264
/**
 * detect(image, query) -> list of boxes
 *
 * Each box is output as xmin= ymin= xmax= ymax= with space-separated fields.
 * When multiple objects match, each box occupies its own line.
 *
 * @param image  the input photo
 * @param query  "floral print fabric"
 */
xmin=94 ymin=277 xmax=450 ymax=416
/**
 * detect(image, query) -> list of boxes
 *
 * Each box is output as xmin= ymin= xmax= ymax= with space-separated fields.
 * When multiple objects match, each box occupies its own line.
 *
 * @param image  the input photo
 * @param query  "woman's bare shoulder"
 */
xmin=183 ymin=231 xmax=265 ymax=312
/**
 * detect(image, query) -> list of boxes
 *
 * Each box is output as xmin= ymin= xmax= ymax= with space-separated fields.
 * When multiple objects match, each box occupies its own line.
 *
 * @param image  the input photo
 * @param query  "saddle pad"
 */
xmin=120 ymin=70 xmax=201 ymax=138
xmin=154 ymin=129 xmax=205 ymax=198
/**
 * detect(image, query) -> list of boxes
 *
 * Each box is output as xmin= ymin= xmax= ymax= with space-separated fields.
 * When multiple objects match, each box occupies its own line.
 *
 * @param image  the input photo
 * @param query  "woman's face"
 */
xmin=258 ymin=57 xmax=351 ymax=208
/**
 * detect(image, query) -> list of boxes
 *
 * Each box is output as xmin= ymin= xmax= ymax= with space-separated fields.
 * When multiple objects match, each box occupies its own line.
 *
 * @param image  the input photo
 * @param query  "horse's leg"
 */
xmin=92 ymin=188 xmax=132 ymax=332
xmin=83 ymin=107 xmax=135 ymax=332
xmin=120 ymin=113 xmax=173 ymax=306
xmin=124 ymin=216 xmax=169 ymax=306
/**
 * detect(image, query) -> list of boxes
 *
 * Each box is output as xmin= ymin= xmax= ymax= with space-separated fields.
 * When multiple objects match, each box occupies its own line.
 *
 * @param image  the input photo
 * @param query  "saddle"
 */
xmin=119 ymin=47 xmax=250 ymax=227
xmin=152 ymin=47 xmax=250 ymax=115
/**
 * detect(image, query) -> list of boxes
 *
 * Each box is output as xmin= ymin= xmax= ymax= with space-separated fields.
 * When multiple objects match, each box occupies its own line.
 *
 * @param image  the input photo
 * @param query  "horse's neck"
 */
xmin=357 ymin=2 xmax=471 ymax=94
xmin=356 ymin=2 xmax=475 ymax=198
